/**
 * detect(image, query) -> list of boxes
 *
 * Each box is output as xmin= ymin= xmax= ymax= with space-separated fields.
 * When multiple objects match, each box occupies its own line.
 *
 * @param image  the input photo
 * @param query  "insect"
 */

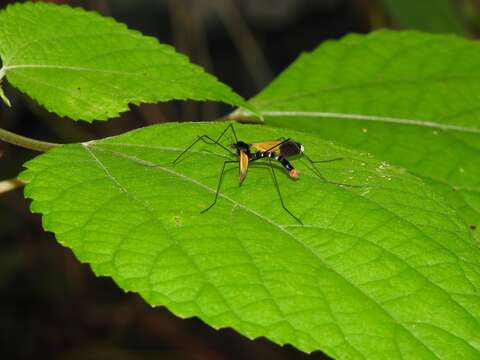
xmin=172 ymin=124 xmax=346 ymax=224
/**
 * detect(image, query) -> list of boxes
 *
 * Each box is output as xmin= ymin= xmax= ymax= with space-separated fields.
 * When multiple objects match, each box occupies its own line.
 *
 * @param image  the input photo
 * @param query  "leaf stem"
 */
xmin=0 ymin=66 xmax=11 ymax=107
xmin=0 ymin=178 xmax=26 ymax=194
xmin=223 ymin=108 xmax=263 ymax=124
xmin=0 ymin=127 xmax=61 ymax=152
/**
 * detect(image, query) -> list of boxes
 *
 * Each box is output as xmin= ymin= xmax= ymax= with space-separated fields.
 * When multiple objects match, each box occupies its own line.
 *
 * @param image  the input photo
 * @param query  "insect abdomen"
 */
xmin=254 ymin=151 xmax=282 ymax=161
xmin=277 ymin=154 xmax=299 ymax=178
xmin=251 ymin=152 xmax=298 ymax=177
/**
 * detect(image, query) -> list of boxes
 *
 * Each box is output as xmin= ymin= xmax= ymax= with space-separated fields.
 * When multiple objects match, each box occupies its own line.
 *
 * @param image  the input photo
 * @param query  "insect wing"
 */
xmin=239 ymin=150 xmax=249 ymax=185
xmin=250 ymin=140 xmax=283 ymax=152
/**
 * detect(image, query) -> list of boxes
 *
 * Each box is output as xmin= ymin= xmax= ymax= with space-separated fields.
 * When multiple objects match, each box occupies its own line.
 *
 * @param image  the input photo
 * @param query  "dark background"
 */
xmin=0 ymin=1 xmax=477 ymax=359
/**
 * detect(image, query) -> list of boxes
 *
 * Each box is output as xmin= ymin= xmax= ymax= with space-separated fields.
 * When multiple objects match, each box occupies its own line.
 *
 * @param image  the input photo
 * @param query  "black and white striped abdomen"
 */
xmin=251 ymin=151 xmax=295 ymax=172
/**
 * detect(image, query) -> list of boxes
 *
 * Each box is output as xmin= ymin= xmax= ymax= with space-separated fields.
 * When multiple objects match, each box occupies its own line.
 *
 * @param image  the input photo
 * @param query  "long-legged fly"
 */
xmin=172 ymin=124 xmax=348 ymax=224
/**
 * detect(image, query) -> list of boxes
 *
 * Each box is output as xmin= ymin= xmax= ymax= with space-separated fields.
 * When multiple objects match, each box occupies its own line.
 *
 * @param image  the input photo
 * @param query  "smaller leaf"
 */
xmin=0 ymin=2 xmax=255 ymax=121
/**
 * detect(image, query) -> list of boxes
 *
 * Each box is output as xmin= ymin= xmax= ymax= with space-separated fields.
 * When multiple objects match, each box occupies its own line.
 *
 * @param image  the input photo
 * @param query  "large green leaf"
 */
xmin=0 ymin=2 xmax=253 ymax=121
xmin=244 ymin=30 xmax=480 ymax=241
xmin=380 ymin=0 xmax=464 ymax=34
xmin=20 ymin=122 xmax=480 ymax=359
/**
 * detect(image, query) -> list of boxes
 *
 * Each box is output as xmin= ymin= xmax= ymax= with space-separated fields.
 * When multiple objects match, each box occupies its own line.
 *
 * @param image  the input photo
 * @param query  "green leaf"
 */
xmin=380 ymin=0 xmax=464 ymax=34
xmin=0 ymin=2 xmax=254 ymax=121
xmin=20 ymin=122 xmax=480 ymax=359
xmin=247 ymin=30 xmax=480 ymax=241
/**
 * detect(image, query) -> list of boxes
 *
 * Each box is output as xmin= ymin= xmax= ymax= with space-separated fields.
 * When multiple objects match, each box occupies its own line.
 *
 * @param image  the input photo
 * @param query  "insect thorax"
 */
xmin=280 ymin=141 xmax=304 ymax=157
xmin=231 ymin=141 xmax=251 ymax=154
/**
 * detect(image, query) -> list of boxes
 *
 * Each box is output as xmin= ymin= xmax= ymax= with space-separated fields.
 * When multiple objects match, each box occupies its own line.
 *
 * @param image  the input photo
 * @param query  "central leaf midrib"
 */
xmin=4 ymin=64 xmax=142 ymax=76
xmin=258 ymin=111 xmax=480 ymax=134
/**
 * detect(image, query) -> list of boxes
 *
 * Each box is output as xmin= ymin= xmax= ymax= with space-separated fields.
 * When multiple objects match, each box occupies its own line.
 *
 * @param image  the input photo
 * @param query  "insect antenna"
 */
xmin=309 ymin=157 xmax=344 ymax=163
xmin=302 ymin=153 xmax=362 ymax=188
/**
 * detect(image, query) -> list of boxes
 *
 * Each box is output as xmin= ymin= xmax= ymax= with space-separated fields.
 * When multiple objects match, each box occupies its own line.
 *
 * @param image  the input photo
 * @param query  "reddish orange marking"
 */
xmin=289 ymin=169 xmax=300 ymax=178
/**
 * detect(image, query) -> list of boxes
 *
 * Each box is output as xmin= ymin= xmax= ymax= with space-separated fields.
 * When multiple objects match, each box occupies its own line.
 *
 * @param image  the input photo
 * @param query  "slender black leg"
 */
xmin=173 ymin=124 xmax=239 ymax=165
xmin=201 ymin=160 xmax=239 ymax=213
xmin=173 ymin=135 xmax=234 ymax=164
xmin=223 ymin=123 xmax=239 ymax=144
xmin=201 ymin=123 xmax=239 ymax=145
xmin=196 ymin=135 xmax=235 ymax=155
xmin=268 ymin=158 xmax=303 ymax=225
xmin=303 ymin=153 xmax=362 ymax=188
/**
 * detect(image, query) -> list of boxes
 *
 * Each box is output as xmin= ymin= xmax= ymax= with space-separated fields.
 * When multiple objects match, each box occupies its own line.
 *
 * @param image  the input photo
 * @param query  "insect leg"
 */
xmin=174 ymin=123 xmax=241 ymax=164
xmin=201 ymin=160 xmax=239 ymax=213
xmin=267 ymin=158 xmax=303 ymax=225
xmin=222 ymin=123 xmax=239 ymax=144
xmin=197 ymin=135 xmax=236 ymax=155
xmin=172 ymin=135 xmax=235 ymax=164
xmin=201 ymin=123 xmax=239 ymax=145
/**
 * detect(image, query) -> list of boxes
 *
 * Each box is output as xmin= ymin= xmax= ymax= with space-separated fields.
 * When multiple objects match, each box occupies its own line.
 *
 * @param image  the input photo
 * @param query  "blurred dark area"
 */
xmin=0 ymin=0 xmax=477 ymax=359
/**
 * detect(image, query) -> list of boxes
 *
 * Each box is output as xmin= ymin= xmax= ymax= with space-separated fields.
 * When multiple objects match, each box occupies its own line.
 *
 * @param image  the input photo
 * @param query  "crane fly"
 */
xmin=231 ymin=138 xmax=304 ymax=185
xmin=172 ymin=124 xmax=347 ymax=225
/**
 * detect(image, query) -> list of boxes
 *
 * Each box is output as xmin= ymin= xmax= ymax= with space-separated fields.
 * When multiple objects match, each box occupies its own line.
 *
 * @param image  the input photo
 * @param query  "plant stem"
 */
xmin=0 ymin=178 xmax=26 ymax=194
xmin=214 ymin=0 xmax=273 ymax=90
xmin=0 ymin=66 xmax=11 ymax=107
xmin=223 ymin=108 xmax=263 ymax=124
xmin=0 ymin=127 xmax=61 ymax=152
